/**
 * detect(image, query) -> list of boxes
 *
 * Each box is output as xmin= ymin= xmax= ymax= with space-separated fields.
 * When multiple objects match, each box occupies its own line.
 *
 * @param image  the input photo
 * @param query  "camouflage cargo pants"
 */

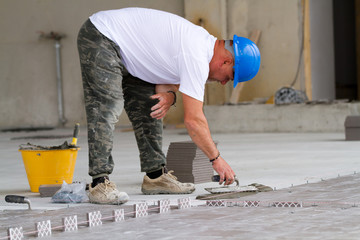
xmin=77 ymin=19 xmax=166 ymax=178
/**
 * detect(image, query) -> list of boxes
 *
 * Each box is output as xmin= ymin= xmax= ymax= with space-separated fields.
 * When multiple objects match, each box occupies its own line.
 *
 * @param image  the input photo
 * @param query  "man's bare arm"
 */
xmin=182 ymin=93 xmax=235 ymax=185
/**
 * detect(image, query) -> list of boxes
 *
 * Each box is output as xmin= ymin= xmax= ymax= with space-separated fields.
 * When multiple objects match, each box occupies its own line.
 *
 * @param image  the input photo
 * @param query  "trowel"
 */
xmin=204 ymin=175 xmax=258 ymax=194
xmin=5 ymin=195 xmax=32 ymax=210
xmin=197 ymin=176 xmax=273 ymax=200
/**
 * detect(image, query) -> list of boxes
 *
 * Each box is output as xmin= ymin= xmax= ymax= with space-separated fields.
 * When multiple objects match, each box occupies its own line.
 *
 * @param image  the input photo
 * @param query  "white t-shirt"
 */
xmin=89 ymin=8 xmax=217 ymax=102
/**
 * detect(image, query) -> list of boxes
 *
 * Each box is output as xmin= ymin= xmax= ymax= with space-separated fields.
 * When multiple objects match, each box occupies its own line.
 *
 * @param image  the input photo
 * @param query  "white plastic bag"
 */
xmin=52 ymin=181 xmax=89 ymax=203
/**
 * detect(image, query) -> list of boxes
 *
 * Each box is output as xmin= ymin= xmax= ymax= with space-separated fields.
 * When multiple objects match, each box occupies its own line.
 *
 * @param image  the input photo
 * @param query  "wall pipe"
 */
xmin=54 ymin=39 xmax=66 ymax=126
xmin=39 ymin=32 xmax=67 ymax=126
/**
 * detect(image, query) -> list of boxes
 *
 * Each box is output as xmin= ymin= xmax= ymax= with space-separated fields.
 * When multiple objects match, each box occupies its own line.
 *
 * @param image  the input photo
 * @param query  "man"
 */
xmin=77 ymin=7 xmax=260 ymax=204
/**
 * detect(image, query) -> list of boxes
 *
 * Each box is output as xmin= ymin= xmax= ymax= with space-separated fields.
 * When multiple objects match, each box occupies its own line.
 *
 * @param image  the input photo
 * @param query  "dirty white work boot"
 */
xmin=142 ymin=170 xmax=195 ymax=195
xmin=89 ymin=179 xmax=129 ymax=204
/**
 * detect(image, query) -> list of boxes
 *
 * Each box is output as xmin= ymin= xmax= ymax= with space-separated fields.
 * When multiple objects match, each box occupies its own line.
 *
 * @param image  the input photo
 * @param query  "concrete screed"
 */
xmin=0 ymin=128 xmax=360 ymax=239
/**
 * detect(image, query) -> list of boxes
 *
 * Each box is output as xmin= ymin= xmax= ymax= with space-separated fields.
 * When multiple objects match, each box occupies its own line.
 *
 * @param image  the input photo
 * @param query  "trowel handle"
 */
xmin=211 ymin=175 xmax=221 ymax=182
xmin=5 ymin=195 xmax=27 ymax=204
xmin=71 ymin=123 xmax=80 ymax=146
xmin=211 ymin=175 xmax=239 ymax=186
xmin=5 ymin=195 xmax=31 ymax=210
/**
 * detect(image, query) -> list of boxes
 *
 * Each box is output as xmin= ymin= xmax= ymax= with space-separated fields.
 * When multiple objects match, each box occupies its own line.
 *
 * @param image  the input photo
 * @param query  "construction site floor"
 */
xmin=0 ymin=128 xmax=359 ymax=239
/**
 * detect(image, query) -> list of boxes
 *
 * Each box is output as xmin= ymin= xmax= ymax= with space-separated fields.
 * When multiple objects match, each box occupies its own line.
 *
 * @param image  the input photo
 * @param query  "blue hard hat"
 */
xmin=226 ymin=35 xmax=261 ymax=88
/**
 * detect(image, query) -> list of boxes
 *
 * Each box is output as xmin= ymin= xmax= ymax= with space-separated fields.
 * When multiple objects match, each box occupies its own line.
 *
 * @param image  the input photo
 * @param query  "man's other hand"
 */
xmin=150 ymin=92 xmax=174 ymax=119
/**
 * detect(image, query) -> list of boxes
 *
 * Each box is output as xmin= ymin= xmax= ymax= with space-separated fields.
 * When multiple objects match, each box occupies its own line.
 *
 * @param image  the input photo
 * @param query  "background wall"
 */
xmin=0 ymin=0 xmax=184 ymax=129
xmin=184 ymin=0 xmax=304 ymax=105
xmin=230 ymin=0 xmax=304 ymax=102
xmin=0 ymin=0 xmax=329 ymax=130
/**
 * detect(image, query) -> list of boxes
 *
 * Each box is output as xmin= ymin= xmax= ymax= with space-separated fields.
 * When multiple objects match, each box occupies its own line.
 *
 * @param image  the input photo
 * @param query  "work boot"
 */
xmin=141 ymin=170 xmax=195 ymax=195
xmin=88 ymin=178 xmax=129 ymax=204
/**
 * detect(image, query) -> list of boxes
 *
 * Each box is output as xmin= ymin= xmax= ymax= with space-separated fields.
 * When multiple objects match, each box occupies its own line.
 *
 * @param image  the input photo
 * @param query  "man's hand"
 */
xmin=211 ymin=156 xmax=236 ymax=185
xmin=150 ymin=91 xmax=175 ymax=119
xmin=150 ymin=84 xmax=178 ymax=119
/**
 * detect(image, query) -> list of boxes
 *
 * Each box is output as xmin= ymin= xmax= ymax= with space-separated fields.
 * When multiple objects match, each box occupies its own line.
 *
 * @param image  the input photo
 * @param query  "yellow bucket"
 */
xmin=19 ymin=148 xmax=79 ymax=192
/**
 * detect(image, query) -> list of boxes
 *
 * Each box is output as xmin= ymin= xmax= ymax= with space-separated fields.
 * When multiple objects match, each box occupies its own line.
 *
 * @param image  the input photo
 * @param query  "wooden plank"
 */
xmin=229 ymin=30 xmax=261 ymax=104
xmin=248 ymin=30 xmax=261 ymax=45
xmin=303 ymin=0 xmax=312 ymax=100
xmin=229 ymin=83 xmax=245 ymax=104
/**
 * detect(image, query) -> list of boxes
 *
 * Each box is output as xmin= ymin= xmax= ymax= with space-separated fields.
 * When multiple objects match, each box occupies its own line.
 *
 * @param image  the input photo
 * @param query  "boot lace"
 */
xmin=166 ymin=170 xmax=178 ymax=181
xmin=103 ymin=179 xmax=116 ymax=192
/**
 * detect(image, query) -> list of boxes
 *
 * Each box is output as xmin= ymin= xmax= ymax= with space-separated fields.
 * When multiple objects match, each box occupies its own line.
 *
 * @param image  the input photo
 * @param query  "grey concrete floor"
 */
xmin=0 ymin=127 xmax=360 ymax=239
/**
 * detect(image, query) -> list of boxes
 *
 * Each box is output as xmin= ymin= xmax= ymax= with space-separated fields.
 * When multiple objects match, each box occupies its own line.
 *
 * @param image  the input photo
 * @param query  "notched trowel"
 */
xmin=204 ymin=175 xmax=258 ymax=194
xmin=197 ymin=175 xmax=273 ymax=200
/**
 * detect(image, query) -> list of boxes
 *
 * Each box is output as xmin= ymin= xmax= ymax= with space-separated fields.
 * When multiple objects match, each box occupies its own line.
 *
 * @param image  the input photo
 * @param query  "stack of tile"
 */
xmin=166 ymin=141 xmax=217 ymax=184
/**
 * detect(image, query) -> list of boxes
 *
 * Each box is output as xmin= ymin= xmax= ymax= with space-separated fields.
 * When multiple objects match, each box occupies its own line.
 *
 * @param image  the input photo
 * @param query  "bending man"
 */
xmin=77 ymin=7 xmax=260 ymax=204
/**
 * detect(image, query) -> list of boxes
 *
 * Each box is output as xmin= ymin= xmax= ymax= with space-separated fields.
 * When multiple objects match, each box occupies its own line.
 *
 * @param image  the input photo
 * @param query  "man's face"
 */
xmin=207 ymin=62 xmax=234 ymax=85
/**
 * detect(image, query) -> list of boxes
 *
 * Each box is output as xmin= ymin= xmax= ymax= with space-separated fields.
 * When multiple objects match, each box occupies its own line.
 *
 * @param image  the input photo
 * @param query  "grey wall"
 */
xmin=0 ymin=0 xmax=184 ymax=129
xmin=1 ymin=0 xmax=331 ymax=129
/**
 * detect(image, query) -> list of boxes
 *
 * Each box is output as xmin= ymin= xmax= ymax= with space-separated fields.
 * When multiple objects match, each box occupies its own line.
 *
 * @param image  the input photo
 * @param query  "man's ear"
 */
xmin=223 ymin=57 xmax=233 ymax=66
